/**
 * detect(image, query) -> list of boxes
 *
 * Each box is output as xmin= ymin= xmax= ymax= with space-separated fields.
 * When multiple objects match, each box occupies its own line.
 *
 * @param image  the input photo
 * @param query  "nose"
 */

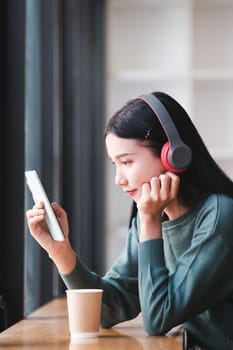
xmin=115 ymin=167 xmax=127 ymax=187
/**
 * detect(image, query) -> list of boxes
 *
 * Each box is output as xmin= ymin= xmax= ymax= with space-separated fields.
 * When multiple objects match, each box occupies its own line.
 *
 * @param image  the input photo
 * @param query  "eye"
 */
xmin=121 ymin=160 xmax=132 ymax=166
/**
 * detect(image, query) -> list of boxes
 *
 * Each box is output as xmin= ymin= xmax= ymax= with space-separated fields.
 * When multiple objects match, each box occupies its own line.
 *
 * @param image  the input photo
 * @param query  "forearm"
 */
xmin=139 ymin=239 xmax=175 ymax=335
xmin=61 ymin=227 xmax=141 ymax=328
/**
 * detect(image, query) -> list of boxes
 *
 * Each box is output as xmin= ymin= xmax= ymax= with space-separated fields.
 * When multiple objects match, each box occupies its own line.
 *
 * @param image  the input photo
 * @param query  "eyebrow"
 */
xmin=114 ymin=153 xmax=135 ymax=160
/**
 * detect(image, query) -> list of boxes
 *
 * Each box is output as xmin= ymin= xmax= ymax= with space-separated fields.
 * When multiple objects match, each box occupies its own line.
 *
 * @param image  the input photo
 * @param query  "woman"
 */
xmin=26 ymin=92 xmax=233 ymax=350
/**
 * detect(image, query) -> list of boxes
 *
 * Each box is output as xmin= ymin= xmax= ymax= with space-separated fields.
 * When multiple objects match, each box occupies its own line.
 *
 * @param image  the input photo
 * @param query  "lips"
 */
xmin=124 ymin=189 xmax=137 ymax=197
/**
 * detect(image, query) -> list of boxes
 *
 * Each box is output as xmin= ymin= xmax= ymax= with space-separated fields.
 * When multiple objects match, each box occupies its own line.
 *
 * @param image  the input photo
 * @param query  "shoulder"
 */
xmin=199 ymin=193 xmax=233 ymax=215
xmin=195 ymin=193 xmax=233 ymax=243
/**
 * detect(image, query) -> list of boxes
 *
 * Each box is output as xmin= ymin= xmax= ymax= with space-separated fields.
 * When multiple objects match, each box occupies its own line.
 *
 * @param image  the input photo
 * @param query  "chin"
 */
xmin=132 ymin=194 xmax=139 ymax=203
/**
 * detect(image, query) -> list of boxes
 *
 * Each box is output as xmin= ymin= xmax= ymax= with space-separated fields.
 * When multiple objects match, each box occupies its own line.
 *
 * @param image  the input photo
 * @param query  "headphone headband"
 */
xmin=138 ymin=94 xmax=181 ymax=144
xmin=136 ymin=94 xmax=192 ymax=172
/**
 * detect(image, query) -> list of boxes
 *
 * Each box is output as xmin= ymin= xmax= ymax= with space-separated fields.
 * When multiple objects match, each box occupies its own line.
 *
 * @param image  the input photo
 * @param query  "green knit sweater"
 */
xmin=61 ymin=194 xmax=233 ymax=350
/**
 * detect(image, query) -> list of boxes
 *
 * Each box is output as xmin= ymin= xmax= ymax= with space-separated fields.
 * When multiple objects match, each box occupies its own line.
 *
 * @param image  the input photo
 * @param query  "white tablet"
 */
xmin=25 ymin=170 xmax=65 ymax=241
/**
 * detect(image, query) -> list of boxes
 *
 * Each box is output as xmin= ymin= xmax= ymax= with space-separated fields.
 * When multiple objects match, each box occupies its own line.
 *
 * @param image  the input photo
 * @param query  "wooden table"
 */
xmin=0 ymin=297 xmax=182 ymax=349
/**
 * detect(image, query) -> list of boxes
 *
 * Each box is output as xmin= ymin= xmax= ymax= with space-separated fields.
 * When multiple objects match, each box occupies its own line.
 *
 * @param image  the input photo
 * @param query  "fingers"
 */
xmin=26 ymin=202 xmax=64 ymax=220
xmin=140 ymin=172 xmax=180 ymax=206
xmin=52 ymin=202 xmax=65 ymax=216
xmin=26 ymin=202 xmax=46 ymax=230
xmin=167 ymin=172 xmax=180 ymax=198
xmin=157 ymin=172 xmax=180 ymax=200
xmin=51 ymin=202 xmax=68 ymax=223
xmin=26 ymin=208 xmax=45 ymax=220
xmin=156 ymin=174 xmax=169 ymax=197
xmin=137 ymin=172 xmax=180 ymax=219
xmin=149 ymin=177 xmax=161 ymax=199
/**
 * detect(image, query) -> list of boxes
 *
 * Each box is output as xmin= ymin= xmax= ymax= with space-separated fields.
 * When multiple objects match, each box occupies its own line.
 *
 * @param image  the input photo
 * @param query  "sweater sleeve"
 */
xmin=138 ymin=195 xmax=233 ymax=335
xmin=61 ymin=217 xmax=141 ymax=328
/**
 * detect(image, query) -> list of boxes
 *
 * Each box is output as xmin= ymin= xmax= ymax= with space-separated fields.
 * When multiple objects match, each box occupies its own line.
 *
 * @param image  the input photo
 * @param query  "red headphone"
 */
xmin=137 ymin=94 xmax=192 ymax=173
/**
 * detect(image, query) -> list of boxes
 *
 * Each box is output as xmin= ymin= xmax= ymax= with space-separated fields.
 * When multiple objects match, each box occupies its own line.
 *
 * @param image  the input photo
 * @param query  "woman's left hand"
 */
xmin=137 ymin=172 xmax=180 ymax=241
xmin=137 ymin=172 xmax=180 ymax=216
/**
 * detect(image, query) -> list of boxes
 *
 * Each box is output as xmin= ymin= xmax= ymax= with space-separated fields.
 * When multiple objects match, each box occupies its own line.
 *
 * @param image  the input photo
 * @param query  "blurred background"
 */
xmin=0 ymin=0 xmax=233 ymax=331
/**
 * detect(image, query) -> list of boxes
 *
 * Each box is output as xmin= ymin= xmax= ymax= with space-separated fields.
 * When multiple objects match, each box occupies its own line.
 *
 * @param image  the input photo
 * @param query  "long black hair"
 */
xmin=105 ymin=92 xmax=233 ymax=223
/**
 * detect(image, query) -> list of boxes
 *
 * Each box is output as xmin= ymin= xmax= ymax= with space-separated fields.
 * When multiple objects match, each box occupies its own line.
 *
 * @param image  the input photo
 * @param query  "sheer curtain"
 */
xmin=24 ymin=0 xmax=106 ymax=316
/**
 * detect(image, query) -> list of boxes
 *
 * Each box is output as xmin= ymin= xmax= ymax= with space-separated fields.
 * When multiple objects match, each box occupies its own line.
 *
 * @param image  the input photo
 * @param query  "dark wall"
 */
xmin=0 ymin=0 xmax=25 ymax=331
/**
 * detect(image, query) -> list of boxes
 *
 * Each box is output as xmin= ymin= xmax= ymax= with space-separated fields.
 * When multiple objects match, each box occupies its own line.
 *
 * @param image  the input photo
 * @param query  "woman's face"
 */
xmin=105 ymin=133 xmax=166 ymax=202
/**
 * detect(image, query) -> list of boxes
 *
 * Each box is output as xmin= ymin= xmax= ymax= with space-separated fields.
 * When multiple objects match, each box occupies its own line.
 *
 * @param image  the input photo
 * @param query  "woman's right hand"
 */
xmin=26 ymin=202 xmax=77 ymax=274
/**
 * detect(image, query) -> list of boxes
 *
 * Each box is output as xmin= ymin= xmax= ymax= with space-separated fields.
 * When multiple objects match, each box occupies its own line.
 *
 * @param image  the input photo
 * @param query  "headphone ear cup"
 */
xmin=161 ymin=141 xmax=184 ymax=173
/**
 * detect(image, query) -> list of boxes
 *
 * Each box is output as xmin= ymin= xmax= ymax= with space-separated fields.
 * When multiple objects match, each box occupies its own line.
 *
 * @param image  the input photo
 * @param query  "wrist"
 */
xmin=139 ymin=213 xmax=162 ymax=242
xmin=49 ymin=240 xmax=77 ymax=275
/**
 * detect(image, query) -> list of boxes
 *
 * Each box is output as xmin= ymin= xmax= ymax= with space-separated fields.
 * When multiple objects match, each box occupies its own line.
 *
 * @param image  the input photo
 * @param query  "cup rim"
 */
xmin=66 ymin=289 xmax=103 ymax=293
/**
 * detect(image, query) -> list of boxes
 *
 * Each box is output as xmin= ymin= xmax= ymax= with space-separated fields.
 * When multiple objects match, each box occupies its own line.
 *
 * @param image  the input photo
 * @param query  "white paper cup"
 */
xmin=66 ymin=289 xmax=103 ymax=341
